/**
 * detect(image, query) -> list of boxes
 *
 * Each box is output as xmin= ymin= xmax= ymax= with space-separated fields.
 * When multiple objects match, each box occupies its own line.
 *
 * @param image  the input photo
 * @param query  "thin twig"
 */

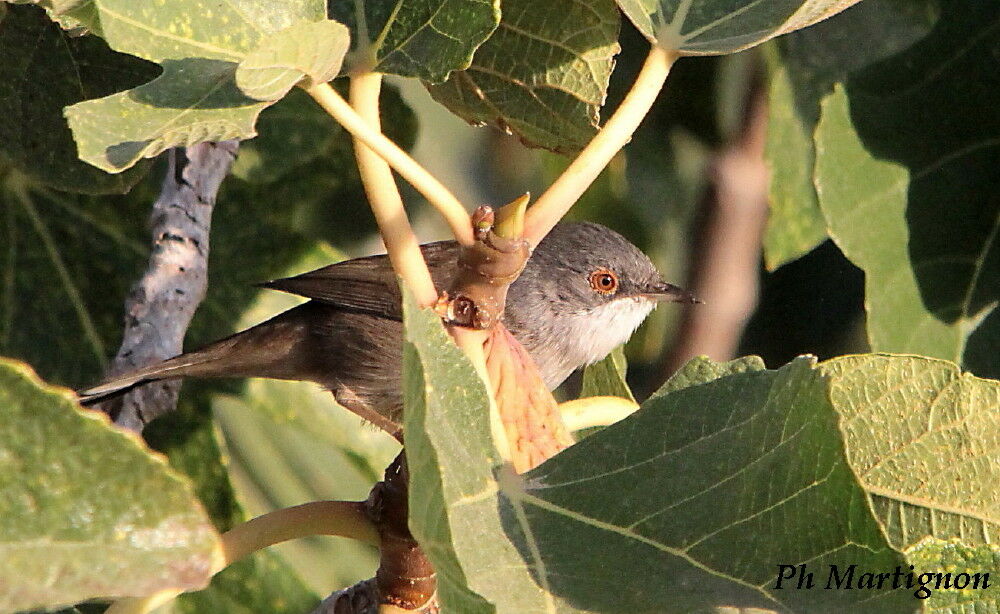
xmin=523 ymin=46 xmax=678 ymax=247
xmin=306 ymin=82 xmax=473 ymax=246
xmin=349 ymin=73 xmax=439 ymax=307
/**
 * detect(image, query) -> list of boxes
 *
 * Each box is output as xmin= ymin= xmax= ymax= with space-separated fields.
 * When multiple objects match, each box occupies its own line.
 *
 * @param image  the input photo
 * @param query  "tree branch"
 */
xmin=95 ymin=141 xmax=238 ymax=431
xmin=661 ymin=88 xmax=769 ymax=376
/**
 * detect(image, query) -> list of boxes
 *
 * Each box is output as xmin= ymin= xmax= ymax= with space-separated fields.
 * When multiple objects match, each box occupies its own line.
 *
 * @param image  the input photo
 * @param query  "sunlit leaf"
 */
xmin=616 ymin=0 xmax=863 ymax=55
xmin=235 ymin=20 xmax=349 ymax=101
xmin=0 ymin=359 xmax=220 ymax=612
xmin=61 ymin=0 xmax=342 ymax=173
xmin=821 ymin=354 xmax=1000 ymax=550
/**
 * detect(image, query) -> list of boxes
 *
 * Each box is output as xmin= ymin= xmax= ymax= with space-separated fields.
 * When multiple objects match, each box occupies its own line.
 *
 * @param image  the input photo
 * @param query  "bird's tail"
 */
xmin=78 ymin=304 xmax=316 ymax=406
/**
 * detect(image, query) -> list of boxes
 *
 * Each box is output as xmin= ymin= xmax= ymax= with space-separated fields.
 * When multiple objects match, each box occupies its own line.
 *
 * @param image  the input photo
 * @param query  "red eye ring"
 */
xmin=588 ymin=268 xmax=618 ymax=294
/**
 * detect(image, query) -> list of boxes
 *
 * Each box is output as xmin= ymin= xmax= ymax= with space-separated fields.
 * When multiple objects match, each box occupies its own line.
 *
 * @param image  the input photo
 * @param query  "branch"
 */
xmin=523 ymin=46 xmax=677 ymax=247
xmin=95 ymin=141 xmax=238 ymax=431
xmin=662 ymin=87 xmax=769 ymax=376
xmin=306 ymin=82 xmax=473 ymax=246
xmin=349 ymin=73 xmax=439 ymax=307
xmin=221 ymin=500 xmax=378 ymax=565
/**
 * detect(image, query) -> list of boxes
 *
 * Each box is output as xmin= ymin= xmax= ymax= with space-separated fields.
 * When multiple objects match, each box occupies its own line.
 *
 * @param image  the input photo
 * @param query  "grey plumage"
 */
xmin=79 ymin=222 xmax=695 ymax=434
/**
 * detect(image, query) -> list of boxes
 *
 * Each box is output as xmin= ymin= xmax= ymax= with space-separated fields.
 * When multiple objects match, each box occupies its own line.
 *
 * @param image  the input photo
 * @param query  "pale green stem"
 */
xmin=349 ymin=72 xmax=439 ymax=307
xmin=105 ymin=501 xmax=377 ymax=614
xmin=523 ymin=46 xmax=678 ymax=247
xmin=306 ymin=82 xmax=473 ymax=246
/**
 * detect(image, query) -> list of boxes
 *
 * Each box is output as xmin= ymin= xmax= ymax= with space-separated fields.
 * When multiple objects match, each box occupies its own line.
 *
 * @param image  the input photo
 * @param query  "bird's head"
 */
xmin=509 ymin=222 xmax=698 ymax=385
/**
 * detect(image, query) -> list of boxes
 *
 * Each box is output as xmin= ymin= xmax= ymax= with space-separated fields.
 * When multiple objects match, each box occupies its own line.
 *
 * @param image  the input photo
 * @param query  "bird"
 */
xmin=79 ymin=222 xmax=696 ymax=435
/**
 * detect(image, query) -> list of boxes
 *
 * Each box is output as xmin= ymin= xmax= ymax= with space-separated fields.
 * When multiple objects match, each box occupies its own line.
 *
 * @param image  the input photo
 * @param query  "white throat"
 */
xmin=566 ymin=297 xmax=656 ymax=367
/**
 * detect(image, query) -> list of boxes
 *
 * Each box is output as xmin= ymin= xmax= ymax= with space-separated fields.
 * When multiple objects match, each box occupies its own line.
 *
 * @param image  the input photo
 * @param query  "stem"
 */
xmin=306 ymin=82 xmax=474 ymax=246
xmin=221 ymin=500 xmax=378 ymax=565
xmin=349 ymin=73 xmax=439 ymax=307
xmin=523 ymin=46 xmax=677 ymax=246
xmin=559 ymin=396 xmax=639 ymax=432
xmin=104 ymin=501 xmax=377 ymax=614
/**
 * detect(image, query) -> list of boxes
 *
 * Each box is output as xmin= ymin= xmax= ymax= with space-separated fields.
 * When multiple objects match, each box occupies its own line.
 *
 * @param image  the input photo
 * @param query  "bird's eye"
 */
xmin=588 ymin=269 xmax=618 ymax=294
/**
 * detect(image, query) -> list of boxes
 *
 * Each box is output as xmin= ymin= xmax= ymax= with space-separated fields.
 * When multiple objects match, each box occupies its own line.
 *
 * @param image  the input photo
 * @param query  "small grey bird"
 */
xmin=80 ymin=222 xmax=695 ymax=434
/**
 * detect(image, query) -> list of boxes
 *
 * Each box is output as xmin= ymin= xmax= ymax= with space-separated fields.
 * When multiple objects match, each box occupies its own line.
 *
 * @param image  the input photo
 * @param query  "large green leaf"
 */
xmin=405 ymin=331 xmax=915 ymax=611
xmin=0 ymin=359 xmax=219 ymax=612
xmin=616 ymin=0 xmax=863 ymax=55
xmin=425 ymin=0 xmax=619 ymax=153
xmin=761 ymin=0 xmax=937 ymax=269
xmin=0 ymin=4 xmax=158 ymax=193
xmin=821 ymin=354 xmax=1000 ymax=551
xmin=329 ymin=0 xmax=500 ymax=81
xmin=821 ymin=354 xmax=1000 ymax=611
xmin=814 ymin=0 xmax=1000 ymax=379
xmin=61 ymin=0 xmax=347 ymax=173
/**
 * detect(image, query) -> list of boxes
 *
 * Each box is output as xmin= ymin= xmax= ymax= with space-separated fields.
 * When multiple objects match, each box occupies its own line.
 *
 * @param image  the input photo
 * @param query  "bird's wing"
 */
xmin=260 ymin=240 xmax=459 ymax=320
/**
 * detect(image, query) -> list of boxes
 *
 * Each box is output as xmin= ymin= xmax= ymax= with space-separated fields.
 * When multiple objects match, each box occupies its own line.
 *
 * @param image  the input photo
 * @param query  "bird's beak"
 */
xmin=643 ymin=281 xmax=702 ymax=304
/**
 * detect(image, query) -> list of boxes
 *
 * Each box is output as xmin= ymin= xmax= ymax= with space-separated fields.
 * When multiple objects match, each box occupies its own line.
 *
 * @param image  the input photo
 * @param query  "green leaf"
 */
xmin=820 ymin=354 xmax=1000 ymax=551
xmin=329 ymin=0 xmax=500 ymax=81
xmin=761 ymin=0 xmax=937 ymax=269
xmin=401 ymin=286 xmax=498 ymax=612
xmin=579 ymin=345 xmax=635 ymax=402
xmin=762 ymin=41 xmax=827 ymax=270
xmin=616 ymin=0 xmax=864 ymax=55
xmin=235 ymin=20 xmax=349 ymax=101
xmin=0 ymin=358 xmax=220 ymax=612
xmin=0 ymin=169 xmax=151 ymax=386
xmin=814 ymin=1 xmax=1000 ymax=378
xmin=407 ymin=344 xmax=913 ymax=611
xmin=656 ymin=353 xmax=765 ymax=395
xmin=4 ymin=0 xmax=99 ymax=33
xmin=0 ymin=5 xmax=158 ymax=193
xmin=61 ymin=0 xmax=331 ymax=173
xmin=907 ymin=538 xmax=1000 ymax=608
xmin=425 ymin=0 xmax=619 ymax=153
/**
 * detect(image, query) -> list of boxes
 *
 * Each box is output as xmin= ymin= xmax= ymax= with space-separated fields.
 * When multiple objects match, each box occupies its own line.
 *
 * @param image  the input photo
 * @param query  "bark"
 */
xmin=96 ymin=141 xmax=238 ymax=431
